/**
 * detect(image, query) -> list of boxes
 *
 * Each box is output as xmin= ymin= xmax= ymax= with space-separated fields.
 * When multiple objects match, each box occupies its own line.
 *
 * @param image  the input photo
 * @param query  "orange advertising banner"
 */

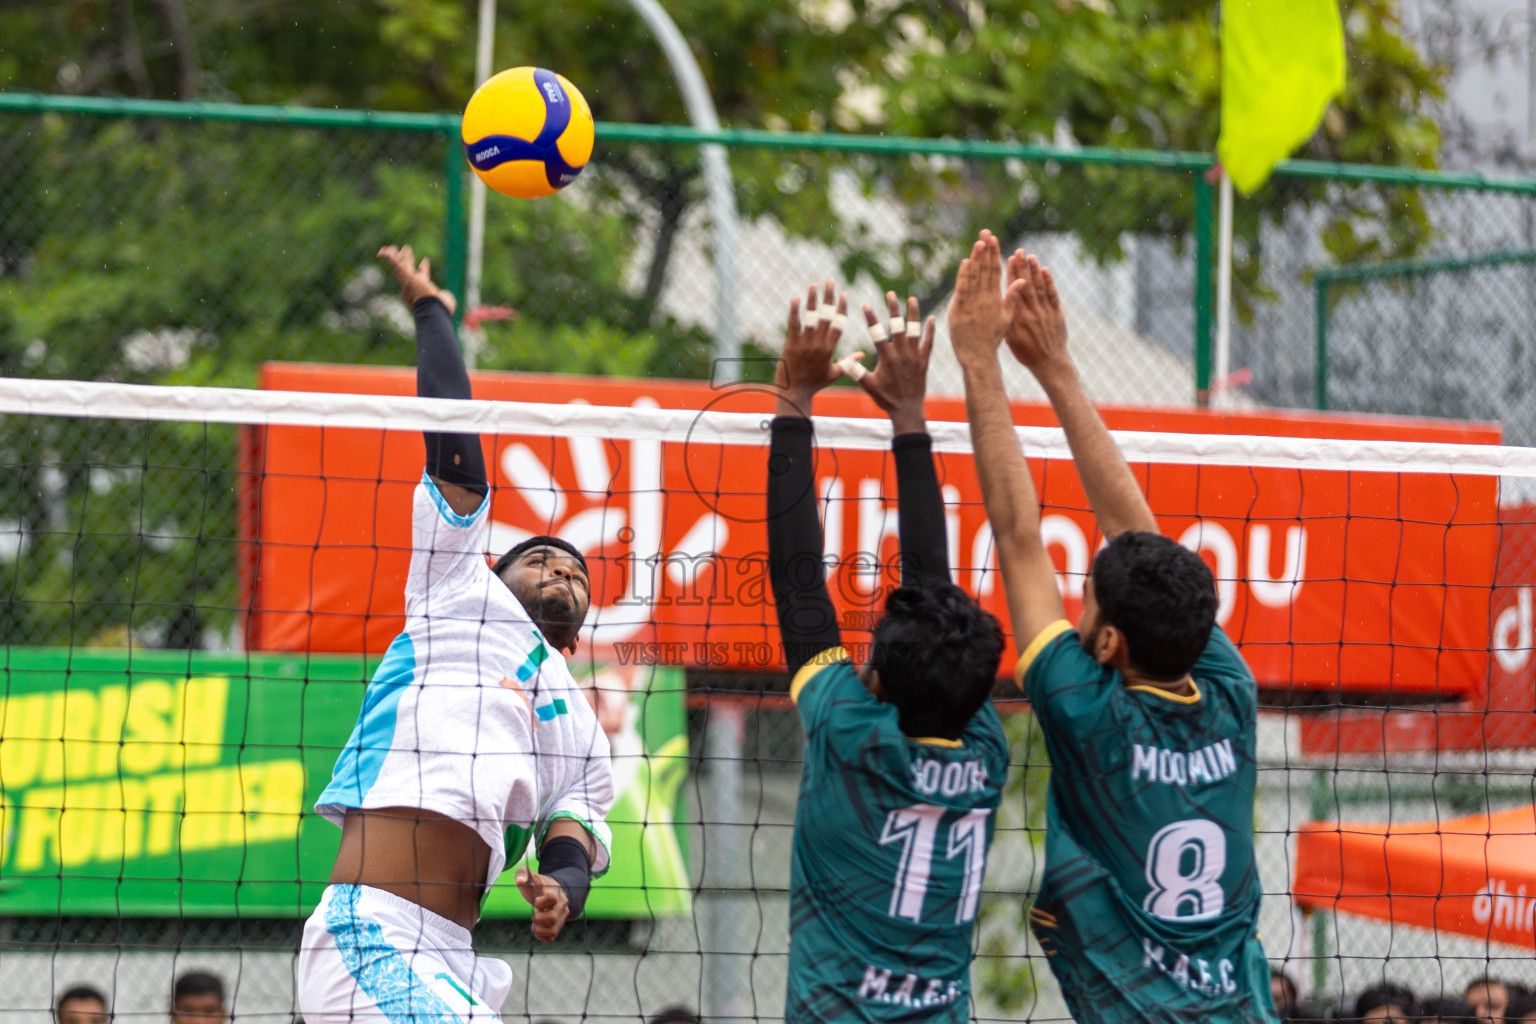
xmin=1294 ymin=805 xmax=1536 ymax=949
xmin=243 ymin=364 xmax=1500 ymax=697
xmin=1300 ymin=505 xmax=1536 ymax=753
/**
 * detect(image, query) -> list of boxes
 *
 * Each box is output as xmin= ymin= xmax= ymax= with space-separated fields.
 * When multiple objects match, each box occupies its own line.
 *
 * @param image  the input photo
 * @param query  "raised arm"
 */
xmin=844 ymin=291 xmax=948 ymax=587
xmin=769 ymin=281 xmax=849 ymax=677
xmin=950 ymin=233 xmax=1067 ymax=645
xmin=1003 ymin=252 xmax=1156 ymax=538
xmin=378 ymin=245 xmax=486 ymax=517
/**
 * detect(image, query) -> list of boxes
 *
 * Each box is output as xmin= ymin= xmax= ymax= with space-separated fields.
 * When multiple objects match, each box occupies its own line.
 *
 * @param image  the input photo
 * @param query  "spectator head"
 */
xmin=1270 ymin=967 xmax=1298 ymax=1018
xmin=1417 ymin=996 xmax=1476 ymax=1024
xmin=1356 ymin=984 xmax=1417 ymax=1022
xmin=1465 ymin=978 xmax=1513 ymax=1022
xmin=170 ymin=972 xmax=227 ymax=1024
xmin=646 ymin=1009 xmax=700 ymax=1024
xmin=56 ymin=987 xmax=109 ymax=1024
xmin=1503 ymin=991 xmax=1536 ymax=1023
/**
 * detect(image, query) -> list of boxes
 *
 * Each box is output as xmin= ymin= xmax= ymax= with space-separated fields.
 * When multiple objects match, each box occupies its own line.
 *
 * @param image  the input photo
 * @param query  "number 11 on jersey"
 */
xmin=879 ymin=804 xmax=990 ymax=925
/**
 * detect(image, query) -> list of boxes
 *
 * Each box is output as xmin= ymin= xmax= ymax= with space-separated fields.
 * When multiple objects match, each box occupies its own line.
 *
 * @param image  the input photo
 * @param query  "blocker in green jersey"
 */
xmin=789 ymin=654 xmax=1008 ymax=1021
xmin=949 ymin=231 xmax=1276 ymax=1024
xmin=768 ymin=281 xmax=1009 ymax=1023
xmin=1019 ymin=621 xmax=1272 ymax=1021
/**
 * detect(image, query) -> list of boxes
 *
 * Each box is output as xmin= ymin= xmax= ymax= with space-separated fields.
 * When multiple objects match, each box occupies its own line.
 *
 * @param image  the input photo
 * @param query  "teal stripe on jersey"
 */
xmin=324 ymin=884 xmax=463 ymax=1024
xmin=516 ymin=640 xmax=550 ymax=683
xmin=318 ymin=632 xmax=415 ymax=807
xmin=421 ymin=469 xmax=487 ymax=527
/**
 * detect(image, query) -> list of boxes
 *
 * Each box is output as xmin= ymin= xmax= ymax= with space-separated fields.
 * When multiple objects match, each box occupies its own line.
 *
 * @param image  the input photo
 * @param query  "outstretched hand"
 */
xmin=1003 ymin=250 xmax=1071 ymax=380
xmin=947 ymin=230 xmax=1010 ymax=369
xmin=378 ymin=244 xmax=457 ymax=318
xmin=515 ymin=866 xmax=571 ymax=942
xmin=776 ymin=280 xmax=848 ymax=418
xmin=844 ymin=291 xmax=935 ymax=436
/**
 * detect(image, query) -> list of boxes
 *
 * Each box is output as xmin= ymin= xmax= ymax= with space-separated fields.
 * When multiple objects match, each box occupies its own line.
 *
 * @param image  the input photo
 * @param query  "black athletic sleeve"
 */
xmin=892 ymin=432 xmax=949 ymax=588
xmin=415 ymin=296 xmax=488 ymax=497
xmin=767 ymin=417 xmax=841 ymax=677
xmin=538 ymin=834 xmax=593 ymax=918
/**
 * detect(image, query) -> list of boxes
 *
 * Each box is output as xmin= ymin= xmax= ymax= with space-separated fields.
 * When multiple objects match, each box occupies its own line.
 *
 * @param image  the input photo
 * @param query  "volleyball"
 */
xmin=461 ymin=67 xmax=595 ymax=200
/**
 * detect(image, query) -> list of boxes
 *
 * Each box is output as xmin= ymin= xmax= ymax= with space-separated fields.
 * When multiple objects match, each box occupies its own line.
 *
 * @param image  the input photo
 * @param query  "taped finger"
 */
xmin=835 ymin=354 xmax=867 ymax=381
xmin=831 ymin=312 xmax=849 ymax=334
xmin=868 ymin=320 xmax=889 ymax=344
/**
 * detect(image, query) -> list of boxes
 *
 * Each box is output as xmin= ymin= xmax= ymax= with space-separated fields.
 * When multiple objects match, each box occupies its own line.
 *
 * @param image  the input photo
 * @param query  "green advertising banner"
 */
xmin=0 ymin=649 xmax=689 ymax=919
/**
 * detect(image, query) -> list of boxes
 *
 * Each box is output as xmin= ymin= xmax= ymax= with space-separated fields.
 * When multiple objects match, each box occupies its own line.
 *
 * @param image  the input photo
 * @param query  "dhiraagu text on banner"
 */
xmin=0 ymin=649 xmax=689 ymax=918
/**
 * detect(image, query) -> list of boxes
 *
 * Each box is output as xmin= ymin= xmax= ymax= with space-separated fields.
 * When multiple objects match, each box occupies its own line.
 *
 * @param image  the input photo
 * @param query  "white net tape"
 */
xmin=4 ymin=376 xmax=1536 ymax=476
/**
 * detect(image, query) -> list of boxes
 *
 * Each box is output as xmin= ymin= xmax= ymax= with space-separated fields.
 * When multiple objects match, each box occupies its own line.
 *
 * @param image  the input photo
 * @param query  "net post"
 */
xmin=1308 ymin=768 xmax=1333 ymax=996
xmin=442 ymin=126 xmax=468 ymax=328
xmin=1193 ymin=171 xmax=1214 ymax=407
xmin=701 ymin=699 xmax=750 ymax=1024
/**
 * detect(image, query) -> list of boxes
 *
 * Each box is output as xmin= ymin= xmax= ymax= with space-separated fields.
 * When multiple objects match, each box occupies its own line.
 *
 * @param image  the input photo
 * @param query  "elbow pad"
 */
xmin=539 ymin=834 xmax=593 ymax=918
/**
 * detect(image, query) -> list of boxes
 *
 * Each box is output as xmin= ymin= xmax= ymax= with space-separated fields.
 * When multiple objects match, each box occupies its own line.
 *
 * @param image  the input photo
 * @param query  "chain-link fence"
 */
xmin=1222 ymin=172 xmax=1536 ymax=437
xmin=1318 ymin=248 xmax=1536 ymax=444
xmin=7 ymin=94 xmax=1536 ymax=418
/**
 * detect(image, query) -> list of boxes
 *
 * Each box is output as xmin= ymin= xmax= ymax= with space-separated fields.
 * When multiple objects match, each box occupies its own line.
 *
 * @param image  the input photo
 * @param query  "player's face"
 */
xmin=1077 ymin=579 xmax=1104 ymax=649
xmin=1076 ymin=579 xmax=1132 ymax=668
xmin=857 ymin=664 xmax=883 ymax=699
xmin=498 ymin=546 xmax=591 ymax=652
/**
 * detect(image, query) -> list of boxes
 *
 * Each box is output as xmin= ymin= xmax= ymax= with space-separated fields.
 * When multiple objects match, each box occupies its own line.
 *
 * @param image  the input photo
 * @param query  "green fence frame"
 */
xmin=1313 ymin=248 xmax=1536 ymax=411
xmin=8 ymin=90 xmax=1536 ymax=404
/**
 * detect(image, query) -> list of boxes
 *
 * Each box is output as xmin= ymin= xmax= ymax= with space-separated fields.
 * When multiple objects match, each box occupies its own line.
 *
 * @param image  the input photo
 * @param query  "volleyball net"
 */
xmin=2 ymin=370 xmax=1536 ymax=1024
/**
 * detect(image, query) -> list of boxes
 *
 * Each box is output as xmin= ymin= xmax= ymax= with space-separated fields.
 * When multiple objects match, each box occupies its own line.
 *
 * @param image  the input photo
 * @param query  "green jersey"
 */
xmin=1019 ymin=622 xmax=1276 ymax=1024
xmin=787 ymin=648 xmax=1010 ymax=1024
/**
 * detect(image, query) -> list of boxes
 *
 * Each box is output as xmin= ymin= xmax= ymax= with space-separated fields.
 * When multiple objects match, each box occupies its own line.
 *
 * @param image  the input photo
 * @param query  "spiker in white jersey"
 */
xmin=297 ymin=244 xmax=614 ymax=1024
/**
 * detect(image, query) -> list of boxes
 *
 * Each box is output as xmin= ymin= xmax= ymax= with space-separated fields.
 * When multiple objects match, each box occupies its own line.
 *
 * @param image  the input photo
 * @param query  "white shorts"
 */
xmin=299 ymin=885 xmax=513 ymax=1024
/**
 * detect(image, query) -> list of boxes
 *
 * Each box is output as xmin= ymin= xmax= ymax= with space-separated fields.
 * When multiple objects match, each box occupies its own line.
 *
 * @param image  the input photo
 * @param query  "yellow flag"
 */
xmin=1218 ymin=0 xmax=1346 ymax=194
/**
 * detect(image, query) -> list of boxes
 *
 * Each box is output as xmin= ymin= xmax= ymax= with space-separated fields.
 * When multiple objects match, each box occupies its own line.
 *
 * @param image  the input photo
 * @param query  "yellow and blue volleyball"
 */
xmin=462 ymin=67 xmax=595 ymax=200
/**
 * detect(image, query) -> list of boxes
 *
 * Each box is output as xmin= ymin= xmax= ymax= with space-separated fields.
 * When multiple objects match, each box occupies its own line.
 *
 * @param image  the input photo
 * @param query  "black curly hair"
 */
xmin=1090 ymin=531 xmax=1218 ymax=682
xmin=1354 ymin=982 xmax=1417 ymax=1021
xmin=868 ymin=582 xmax=1005 ymax=740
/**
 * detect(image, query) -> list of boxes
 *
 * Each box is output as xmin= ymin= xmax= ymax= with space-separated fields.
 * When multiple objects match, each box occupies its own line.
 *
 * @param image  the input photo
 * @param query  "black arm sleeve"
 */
xmin=767 ymin=417 xmax=841 ymax=677
xmin=414 ymin=296 xmax=488 ymax=497
xmin=892 ymin=432 xmax=950 ymax=588
xmin=537 ymin=834 xmax=592 ymax=919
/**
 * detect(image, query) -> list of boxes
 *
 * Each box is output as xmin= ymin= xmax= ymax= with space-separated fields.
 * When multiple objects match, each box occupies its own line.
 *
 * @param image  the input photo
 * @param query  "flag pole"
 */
xmin=1214 ymin=167 xmax=1234 ymax=408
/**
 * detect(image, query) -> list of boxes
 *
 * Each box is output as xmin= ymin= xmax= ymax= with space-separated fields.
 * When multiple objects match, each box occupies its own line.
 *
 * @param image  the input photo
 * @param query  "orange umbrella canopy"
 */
xmin=1294 ymin=804 xmax=1536 ymax=949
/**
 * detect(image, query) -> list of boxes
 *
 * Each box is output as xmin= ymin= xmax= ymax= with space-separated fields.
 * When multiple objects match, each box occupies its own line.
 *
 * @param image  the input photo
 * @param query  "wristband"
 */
xmin=539 ymin=834 xmax=593 ymax=919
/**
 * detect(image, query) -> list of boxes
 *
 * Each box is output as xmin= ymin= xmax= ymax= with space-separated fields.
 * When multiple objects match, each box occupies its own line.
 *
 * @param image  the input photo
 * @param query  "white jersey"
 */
xmin=316 ymin=473 xmax=614 ymax=885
